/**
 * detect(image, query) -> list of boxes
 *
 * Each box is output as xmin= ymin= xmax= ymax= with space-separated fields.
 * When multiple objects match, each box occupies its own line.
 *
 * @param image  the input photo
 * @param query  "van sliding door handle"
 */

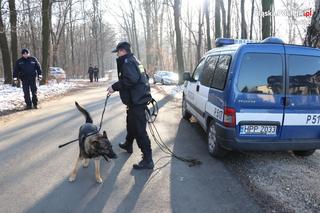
xmin=196 ymin=85 xmax=200 ymax=92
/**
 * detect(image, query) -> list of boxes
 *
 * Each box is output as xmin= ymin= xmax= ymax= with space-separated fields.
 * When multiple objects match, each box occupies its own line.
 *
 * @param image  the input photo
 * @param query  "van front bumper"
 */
xmin=215 ymin=123 xmax=320 ymax=151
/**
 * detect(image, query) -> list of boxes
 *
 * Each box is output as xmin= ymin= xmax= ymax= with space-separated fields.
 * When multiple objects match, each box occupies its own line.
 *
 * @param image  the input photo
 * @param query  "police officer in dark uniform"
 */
xmin=107 ymin=42 xmax=154 ymax=170
xmin=13 ymin=48 xmax=42 ymax=110
xmin=88 ymin=64 xmax=94 ymax=82
xmin=93 ymin=66 xmax=99 ymax=82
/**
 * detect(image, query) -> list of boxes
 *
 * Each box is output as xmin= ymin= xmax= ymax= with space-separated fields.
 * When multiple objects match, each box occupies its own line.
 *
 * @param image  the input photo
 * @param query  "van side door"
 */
xmin=185 ymin=59 xmax=206 ymax=118
xmin=281 ymin=47 xmax=320 ymax=140
xmin=195 ymin=55 xmax=220 ymax=126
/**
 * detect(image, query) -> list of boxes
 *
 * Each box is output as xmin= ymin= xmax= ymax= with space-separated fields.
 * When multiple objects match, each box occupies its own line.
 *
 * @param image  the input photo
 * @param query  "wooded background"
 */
xmin=0 ymin=0 xmax=319 ymax=84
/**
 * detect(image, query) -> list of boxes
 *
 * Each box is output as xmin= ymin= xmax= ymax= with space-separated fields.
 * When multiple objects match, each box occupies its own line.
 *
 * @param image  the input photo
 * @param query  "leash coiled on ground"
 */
xmin=146 ymin=99 xmax=201 ymax=167
xmin=58 ymin=94 xmax=110 ymax=148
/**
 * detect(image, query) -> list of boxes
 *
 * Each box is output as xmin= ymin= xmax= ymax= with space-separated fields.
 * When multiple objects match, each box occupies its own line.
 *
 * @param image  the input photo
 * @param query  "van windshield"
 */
xmin=237 ymin=53 xmax=283 ymax=95
xmin=288 ymin=55 xmax=320 ymax=95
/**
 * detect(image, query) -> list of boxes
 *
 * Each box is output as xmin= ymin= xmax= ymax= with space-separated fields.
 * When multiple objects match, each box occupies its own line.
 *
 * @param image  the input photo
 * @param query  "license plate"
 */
xmin=240 ymin=125 xmax=277 ymax=135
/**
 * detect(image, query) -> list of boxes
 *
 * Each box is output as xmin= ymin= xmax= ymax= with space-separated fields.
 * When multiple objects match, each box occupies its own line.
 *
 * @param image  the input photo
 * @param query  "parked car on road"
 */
xmin=49 ymin=67 xmax=66 ymax=83
xmin=154 ymin=71 xmax=178 ymax=85
xmin=183 ymin=37 xmax=320 ymax=158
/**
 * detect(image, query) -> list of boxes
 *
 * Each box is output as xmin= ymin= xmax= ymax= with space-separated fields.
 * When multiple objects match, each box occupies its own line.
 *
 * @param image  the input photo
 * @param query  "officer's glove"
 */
xmin=107 ymin=86 xmax=114 ymax=96
xmin=38 ymin=75 xmax=42 ymax=81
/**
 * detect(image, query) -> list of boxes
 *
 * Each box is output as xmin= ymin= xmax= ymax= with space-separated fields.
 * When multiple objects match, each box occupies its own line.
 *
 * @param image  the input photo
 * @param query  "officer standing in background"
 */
xmin=93 ymin=65 xmax=99 ymax=82
xmin=107 ymin=41 xmax=154 ymax=170
xmin=88 ymin=64 xmax=94 ymax=82
xmin=13 ymin=48 xmax=42 ymax=110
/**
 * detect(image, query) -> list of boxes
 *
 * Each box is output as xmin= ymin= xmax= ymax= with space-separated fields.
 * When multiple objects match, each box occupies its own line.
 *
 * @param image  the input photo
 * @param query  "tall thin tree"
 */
xmin=41 ymin=0 xmax=52 ymax=84
xmin=173 ymin=0 xmax=185 ymax=84
xmin=0 ymin=0 xmax=12 ymax=84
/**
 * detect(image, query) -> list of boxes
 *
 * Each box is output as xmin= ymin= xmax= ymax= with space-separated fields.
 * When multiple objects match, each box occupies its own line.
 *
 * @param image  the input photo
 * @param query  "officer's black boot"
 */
xmin=119 ymin=141 xmax=133 ymax=153
xmin=133 ymin=152 xmax=154 ymax=170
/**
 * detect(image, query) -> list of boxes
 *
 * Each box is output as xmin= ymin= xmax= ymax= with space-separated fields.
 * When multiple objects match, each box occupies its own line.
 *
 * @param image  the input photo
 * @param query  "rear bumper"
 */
xmin=215 ymin=123 xmax=320 ymax=151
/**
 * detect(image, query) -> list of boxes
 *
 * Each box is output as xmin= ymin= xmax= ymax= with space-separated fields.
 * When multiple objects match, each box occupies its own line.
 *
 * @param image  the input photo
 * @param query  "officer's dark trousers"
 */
xmin=22 ymin=78 xmax=38 ymax=107
xmin=126 ymin=105 xmax=152 ymax=159
xmin=89 ymin=74 xmax=93 ymax=82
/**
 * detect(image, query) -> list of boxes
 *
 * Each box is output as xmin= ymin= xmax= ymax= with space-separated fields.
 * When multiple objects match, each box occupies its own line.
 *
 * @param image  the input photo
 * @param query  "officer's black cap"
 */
xmin=112 ymin=42 xmax=131 ymax=53
xmin=21 ymin=48 xmax=29 ymax=54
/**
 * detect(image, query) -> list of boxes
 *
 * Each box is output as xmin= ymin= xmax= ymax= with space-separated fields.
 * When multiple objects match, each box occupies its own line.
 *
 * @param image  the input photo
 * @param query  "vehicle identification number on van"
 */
xmin=240 ymin=125 xmax=277 ymax=135
xmin=306 ymin=115 xmax=320 ymax=125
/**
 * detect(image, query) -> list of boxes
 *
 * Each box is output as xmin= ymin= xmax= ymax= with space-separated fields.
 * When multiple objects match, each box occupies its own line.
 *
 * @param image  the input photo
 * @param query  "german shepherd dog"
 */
xmin=69 ymin=102 xmax=117 ymax=183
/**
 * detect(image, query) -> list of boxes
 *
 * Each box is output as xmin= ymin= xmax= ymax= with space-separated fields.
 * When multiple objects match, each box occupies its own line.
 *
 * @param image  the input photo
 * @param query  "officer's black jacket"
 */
xmin=88 ymin=66 xmax=94 ymax=74
xmin=13 ymin=56 xmax=42 ymax=80
xmin=112 ymin=53 xmax=151 ymax=106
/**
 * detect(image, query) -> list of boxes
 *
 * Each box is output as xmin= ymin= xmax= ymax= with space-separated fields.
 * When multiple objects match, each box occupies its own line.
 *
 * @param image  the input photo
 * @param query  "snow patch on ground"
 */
xmin=0 ymin=81 xmax=86 ymax=112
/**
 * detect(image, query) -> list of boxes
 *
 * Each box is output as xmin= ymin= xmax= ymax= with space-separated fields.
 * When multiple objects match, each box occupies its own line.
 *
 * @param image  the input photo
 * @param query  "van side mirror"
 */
xmin=183 ymin=72 xmax=191 ymax=81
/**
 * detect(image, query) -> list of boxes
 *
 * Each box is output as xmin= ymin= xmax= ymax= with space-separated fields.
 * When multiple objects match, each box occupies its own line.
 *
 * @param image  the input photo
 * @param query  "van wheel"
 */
xmin=293 ymin=150 xmax=316 ymax=157
xmin=182 ymin=96 xmax=191 ymax=120
xmin=161 ymin=79 xmax=164 ymax=85
xmin=208 ymin=121 xmax=228 ymax=158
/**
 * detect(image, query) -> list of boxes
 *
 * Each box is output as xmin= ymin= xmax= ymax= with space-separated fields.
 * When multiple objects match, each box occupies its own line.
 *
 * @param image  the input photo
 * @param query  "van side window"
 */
xmin=192 ymin=59 xmax=205 ymax=81
xmin=238 ymin=53 xmax=283 ymax=94
xmin=211 ymin=55 xmax=231 ymax=90
xmin=288 ymin=55 xmax=320 ymax=95
xmin=200 ymin=55 xmax=219 ymax=87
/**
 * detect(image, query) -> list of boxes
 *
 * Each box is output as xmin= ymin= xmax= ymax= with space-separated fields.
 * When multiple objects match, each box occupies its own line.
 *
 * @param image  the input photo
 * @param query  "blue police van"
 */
xmin=182 ymin=37 xmax=320 ymax=158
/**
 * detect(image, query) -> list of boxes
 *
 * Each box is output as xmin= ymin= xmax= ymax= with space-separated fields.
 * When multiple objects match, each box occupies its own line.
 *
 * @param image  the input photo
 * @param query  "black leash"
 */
xmin=146 ymin=99 xmax=201 ymax=167
xmin=58 ymin=94 xmax=111 ymax=148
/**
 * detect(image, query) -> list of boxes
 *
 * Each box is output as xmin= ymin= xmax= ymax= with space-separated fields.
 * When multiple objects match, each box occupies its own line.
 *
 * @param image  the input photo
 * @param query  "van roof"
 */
xmin=205 ymin=37 xmax=320 ymax=57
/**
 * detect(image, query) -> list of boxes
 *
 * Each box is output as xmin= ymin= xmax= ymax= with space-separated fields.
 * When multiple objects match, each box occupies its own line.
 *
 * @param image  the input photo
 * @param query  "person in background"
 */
xmin=88 ymin=64 xmax=94 ymax=82
xmin=13 ymin=48 xmax=42 ymax=110
xmin=93 ymin=66 xmax=99 ymax=82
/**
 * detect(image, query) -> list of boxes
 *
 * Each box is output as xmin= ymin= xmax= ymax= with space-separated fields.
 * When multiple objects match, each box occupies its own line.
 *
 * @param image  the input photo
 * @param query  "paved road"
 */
xmin=0 ymin=84 xmax=262 ymax=213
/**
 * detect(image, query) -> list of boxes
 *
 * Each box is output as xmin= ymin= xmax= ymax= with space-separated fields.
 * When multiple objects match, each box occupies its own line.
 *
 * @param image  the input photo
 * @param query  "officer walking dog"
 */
xmin=13 ymin=48 xmax=42 ymax=110
xmin=107 ymin=41 xmax=154 ymax=170
xmin=68 ymin=102 xmax=117 ymax=183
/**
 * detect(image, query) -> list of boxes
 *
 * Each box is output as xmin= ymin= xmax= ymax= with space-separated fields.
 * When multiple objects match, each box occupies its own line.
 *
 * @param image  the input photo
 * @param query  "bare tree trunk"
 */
xmin=0 ymin=0 xmax=12 ymax=84
xmin=249 ymin=0 xmax=255 ymax=39
xmin=241 ymin=0 xmax=248 ymax=38
xmin=26 ymin=0 xmax=37 ymax=57
xmin=41 ymin=0 xmax=52 ymax=84
xmin=215 ymin=0 xmax=221 ymax=39
xmin=261 ymin=0 xmax=273 ymax=39
xmin=9 ymin=0 xmax=18 ymax=77
xmin=304 ymin=0 xmax=320 ymax=47
xmin=174 ymin=0 xmax=185 ymax=84
xmin=226 ymin=0 xmax=232 ymax=37
xmin=220 ymin=0 xmax=227 ymax=37
xmin=197 ymin=6 xmax=204 ymax=62
xmin=69 ymin=0 xmax=75 ymax=77
xmin=204 ymin=0 xmax=211 ymax=50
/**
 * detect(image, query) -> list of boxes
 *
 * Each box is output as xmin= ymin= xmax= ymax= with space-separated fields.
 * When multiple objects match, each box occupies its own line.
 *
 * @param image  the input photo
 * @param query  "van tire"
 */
xmin=293 ymin=150 xmax=316 ymax=157
xmin=207 ymin=121 xmax=228 ymax=158
xmin=182 ymin=96 xmax=191 ymax=120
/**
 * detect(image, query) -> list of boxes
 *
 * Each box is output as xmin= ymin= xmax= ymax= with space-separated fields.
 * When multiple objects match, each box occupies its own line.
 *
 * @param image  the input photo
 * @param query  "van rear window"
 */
xmin=237 ymin=53 xmax=283 ymax=95
xmin=288 ymin=55 xmax=320 ymax=95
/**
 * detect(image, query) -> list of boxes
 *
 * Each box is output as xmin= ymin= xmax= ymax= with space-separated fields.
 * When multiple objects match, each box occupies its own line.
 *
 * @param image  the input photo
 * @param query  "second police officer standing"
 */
xmin=13 ymin=48 xmax=42 ymax=110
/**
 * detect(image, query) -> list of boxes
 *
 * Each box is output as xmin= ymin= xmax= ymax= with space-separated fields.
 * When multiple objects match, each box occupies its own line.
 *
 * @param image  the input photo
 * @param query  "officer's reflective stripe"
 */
xmin=138 ymin=65 xmax=145 ymax=73
xmin=206 ymin=102 xmax=224 ymax=122
xmin=236 ymin=113 xmax=283 ymax=124
xmin=284 ymin=114 xmax=320 ymax=126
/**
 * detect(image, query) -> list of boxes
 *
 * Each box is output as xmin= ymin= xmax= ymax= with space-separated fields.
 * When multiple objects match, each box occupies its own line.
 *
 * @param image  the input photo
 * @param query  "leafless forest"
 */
xmin=1 ymin=0 xmax=320 ymax=84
